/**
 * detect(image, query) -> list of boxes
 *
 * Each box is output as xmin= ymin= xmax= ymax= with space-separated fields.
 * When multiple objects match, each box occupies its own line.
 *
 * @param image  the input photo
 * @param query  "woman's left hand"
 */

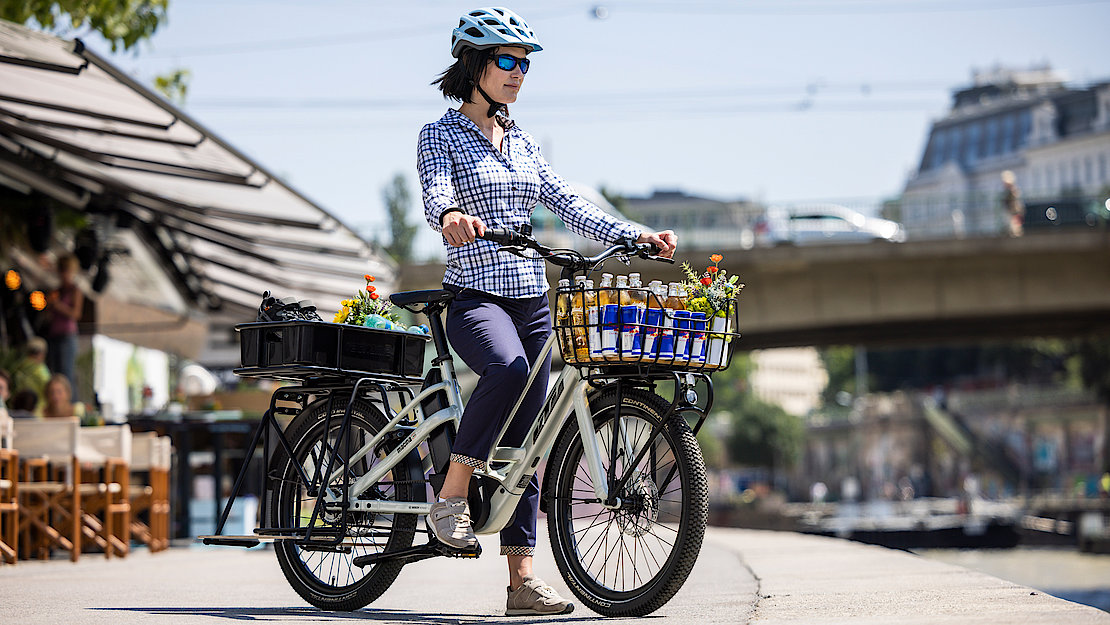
xmin=636 ymin=230 xmax=677 ymax=259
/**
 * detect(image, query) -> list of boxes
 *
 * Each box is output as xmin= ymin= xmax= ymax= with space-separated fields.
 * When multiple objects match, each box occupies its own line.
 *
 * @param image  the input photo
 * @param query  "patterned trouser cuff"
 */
xmin=500 ymin=545 xmax=536 ymax=556
xmin=450 ymin=453 xmax=487 ymax=472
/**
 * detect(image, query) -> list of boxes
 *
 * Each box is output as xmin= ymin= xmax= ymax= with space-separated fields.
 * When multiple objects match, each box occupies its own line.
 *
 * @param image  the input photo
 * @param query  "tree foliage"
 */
xmin=153 ymin=67 xmax=189 ymax=105
xmin=1 ymin=0 xmax=169 ymax=52
xmin=382 ymin=173 xmax=416 ymax=263
xmin=707 ymin=352 xmax=804 ymax=470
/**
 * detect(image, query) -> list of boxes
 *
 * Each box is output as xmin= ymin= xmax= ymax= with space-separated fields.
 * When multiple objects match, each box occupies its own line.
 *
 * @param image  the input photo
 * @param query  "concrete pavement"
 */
xmin=1 ymin=526 xmax=1107 ymax=624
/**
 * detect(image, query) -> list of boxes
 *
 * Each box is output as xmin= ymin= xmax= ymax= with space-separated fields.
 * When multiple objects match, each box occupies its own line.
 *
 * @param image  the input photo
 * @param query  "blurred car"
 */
xmin=756 ymin=204 xmax=906 ymax=246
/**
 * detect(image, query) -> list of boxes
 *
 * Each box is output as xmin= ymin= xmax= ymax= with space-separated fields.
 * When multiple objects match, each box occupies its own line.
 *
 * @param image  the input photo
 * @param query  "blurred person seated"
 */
xmin=8 ymin=389 xmax=39 ymax=419
xmin=0 ymin=368 xmax=11 ymax=406
xmin=40 ymin=374 xmax=85 ymax=421
xmin=12 ymin=337 xmax=51 ymax=406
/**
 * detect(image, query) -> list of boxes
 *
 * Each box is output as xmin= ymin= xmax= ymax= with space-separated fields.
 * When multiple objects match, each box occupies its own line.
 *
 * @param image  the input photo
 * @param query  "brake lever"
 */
xmin=500 ymin=246 xmax=535 ymax=259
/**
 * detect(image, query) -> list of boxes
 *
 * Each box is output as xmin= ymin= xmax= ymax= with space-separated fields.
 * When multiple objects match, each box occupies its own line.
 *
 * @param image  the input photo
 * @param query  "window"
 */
xmin=985 ymin=118 xmax=998 ymax=157
xmin=1085 ymin=157 xmax=1093 ymax=185
xmin=1017 ymin=110 xmax=1032 ymax=148
xmin=1000 ymin=115 xmax=1015 ymax=153
xmin=1100 ymin=153 xmax=1108 ymax=183
xmin=965 ymin=123 xmax=981 ymax=164
xmin=930 ymin=131 xmax=947 ymax=169
xmin=948 ymin=126 xmax=962 ymax=165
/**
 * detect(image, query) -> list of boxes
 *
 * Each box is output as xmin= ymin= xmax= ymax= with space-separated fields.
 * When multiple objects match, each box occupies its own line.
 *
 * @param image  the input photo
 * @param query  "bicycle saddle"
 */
xmin=390 ymin=289 xmax=454 ymax=308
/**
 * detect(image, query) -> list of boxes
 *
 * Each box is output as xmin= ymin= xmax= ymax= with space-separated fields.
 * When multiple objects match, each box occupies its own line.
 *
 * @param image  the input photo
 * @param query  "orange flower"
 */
xmin=710 ymin=254 xmax=723 ymax=263
xmin=706 ymin=266 xmax=719 ymax=273
xmin=700 ymin=276 xmax=712 ymax=286
xmin=363 ymin=274 xmax=372 ymax=281
xmin=368 ymin=285 xmax=377 ymax=293
xmin=370 ymin=292 xmax=379 ymax=300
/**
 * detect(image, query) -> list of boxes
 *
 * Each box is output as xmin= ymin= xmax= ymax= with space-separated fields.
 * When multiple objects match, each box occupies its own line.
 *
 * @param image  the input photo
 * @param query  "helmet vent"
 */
xmin=465 ymin=27 xmax=484 ymax=37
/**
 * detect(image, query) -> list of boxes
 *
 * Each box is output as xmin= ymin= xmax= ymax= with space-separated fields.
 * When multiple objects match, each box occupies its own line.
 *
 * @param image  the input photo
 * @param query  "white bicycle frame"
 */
xmin=320 ymin=331 xmax=615 ymax=534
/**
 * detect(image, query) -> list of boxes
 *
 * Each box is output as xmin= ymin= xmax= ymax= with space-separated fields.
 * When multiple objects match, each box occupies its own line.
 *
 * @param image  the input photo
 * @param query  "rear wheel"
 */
xmin=271 ymin=398 xmax=422 ymax=611
xmin=546 ymin=388 xmax=708 ymax=616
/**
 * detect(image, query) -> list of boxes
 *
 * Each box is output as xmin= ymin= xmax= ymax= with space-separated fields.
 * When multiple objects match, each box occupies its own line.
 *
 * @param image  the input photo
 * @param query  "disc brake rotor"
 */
xmin=615 ymin=471 xmax=660 ymax=537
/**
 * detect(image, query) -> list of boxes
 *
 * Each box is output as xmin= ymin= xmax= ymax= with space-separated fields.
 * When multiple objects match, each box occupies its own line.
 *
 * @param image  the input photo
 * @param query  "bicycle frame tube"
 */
xmin=340 ymin=335 xmax=615 ymax=533
xmin=330 ymin=380 xmax=463 ymax=504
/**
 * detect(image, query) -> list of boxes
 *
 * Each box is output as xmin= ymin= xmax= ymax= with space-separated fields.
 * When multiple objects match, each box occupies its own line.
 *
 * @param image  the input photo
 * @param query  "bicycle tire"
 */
xmin=546 ymin=387 xmax=708 ymax=617
xmin=271 ymin=398 xmax=423 ymax=611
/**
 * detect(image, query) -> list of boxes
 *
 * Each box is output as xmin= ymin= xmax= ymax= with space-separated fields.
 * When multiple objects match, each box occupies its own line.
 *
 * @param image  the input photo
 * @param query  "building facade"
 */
xmin=899 ymin=66 xmax=1110 ymax=239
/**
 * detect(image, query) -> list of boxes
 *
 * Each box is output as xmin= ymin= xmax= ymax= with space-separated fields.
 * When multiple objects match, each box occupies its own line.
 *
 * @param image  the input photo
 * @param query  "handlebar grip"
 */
xmin=479 ymin=228 xmax=517 ymax=245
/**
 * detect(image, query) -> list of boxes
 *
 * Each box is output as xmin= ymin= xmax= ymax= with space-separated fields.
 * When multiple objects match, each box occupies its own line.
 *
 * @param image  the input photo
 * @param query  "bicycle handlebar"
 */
xmin=478 ymin=227 xmax=673 ymax=278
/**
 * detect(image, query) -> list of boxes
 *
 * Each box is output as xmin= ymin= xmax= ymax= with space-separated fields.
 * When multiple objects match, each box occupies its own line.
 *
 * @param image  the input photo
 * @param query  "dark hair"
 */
xmin=11 ymin=389 xmax=37 ymax=412
xmin=432 ymin=47 xmax=496 ymax=103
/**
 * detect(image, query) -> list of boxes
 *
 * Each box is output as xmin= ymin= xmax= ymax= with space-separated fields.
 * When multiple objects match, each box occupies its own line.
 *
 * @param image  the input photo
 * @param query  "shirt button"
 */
xmin=511 ymin=186 xmax=518 ymax=191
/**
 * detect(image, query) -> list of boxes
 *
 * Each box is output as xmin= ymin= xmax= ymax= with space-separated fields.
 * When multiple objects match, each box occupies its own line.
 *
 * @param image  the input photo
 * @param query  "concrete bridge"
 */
xmin=400 ymin=229 xmax=1110 ymax=349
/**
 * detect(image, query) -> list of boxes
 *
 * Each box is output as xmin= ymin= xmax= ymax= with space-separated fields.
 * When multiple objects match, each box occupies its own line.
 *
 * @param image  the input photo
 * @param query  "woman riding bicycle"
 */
xmin=417 ymin=6 xmax=676 ymax=616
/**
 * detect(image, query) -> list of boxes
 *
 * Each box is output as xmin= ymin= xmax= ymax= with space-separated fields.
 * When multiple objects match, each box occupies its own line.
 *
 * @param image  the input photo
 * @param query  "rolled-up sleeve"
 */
xmin=531 ymin=141 xmax=641 ymax=244
xmin=417 ymin=123 xmax=458 ymax=233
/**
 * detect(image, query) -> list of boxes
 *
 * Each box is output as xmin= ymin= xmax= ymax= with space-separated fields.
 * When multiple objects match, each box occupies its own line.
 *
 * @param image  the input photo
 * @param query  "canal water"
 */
xmin=915 ymin=546 xmax=1110 ymax=613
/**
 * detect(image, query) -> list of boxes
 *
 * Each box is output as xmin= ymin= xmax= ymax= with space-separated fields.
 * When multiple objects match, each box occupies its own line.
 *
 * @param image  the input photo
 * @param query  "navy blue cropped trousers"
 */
xmin=443 ymin=284 xmax=552 ymax=556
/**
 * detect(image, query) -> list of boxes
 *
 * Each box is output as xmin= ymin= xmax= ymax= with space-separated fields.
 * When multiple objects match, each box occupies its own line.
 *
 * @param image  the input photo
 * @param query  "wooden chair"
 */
xmin=0 ymin=408 xmax=17 ymax=564
xmin=129 ymin=431 xmax=171 ymax=552
xmin=76 ymin=425 xmax=132 ymax=559
xmin=13 ymin=418 xmax=82 ymax=562
xmin=151 ymin=436 xmax=171 ymax=551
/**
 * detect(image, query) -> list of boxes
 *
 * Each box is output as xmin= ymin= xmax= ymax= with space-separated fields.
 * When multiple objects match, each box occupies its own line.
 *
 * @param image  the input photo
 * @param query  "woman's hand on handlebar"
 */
xmin=637 ymin=230 xmax=678 ymax=259
xmin=442 ymin=212 xmax=487 ymax=247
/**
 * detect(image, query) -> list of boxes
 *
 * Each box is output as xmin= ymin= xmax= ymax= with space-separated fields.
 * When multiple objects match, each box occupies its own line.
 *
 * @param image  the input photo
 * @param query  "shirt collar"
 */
xmin=444 ymin=107 xmax=516 ymax=132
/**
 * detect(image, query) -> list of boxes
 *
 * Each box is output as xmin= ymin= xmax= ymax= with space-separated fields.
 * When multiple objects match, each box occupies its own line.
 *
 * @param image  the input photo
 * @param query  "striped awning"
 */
xmin=0 ymin=19 xmax=395 ymax=317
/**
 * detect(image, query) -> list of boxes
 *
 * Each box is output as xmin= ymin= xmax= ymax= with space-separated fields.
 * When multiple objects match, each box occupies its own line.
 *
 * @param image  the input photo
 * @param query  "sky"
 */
xmin=79 ymin=0 xmax=1110 ymax=257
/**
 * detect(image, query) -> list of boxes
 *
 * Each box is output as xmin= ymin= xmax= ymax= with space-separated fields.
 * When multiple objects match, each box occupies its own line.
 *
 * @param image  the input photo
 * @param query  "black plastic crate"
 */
xmin=236 ymin=321 xmax=428 ymax=380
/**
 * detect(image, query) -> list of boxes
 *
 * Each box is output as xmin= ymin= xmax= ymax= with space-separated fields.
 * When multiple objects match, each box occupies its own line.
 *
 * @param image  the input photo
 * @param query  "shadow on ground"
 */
xmin=89 ymin=606 xmax=659 ymax=623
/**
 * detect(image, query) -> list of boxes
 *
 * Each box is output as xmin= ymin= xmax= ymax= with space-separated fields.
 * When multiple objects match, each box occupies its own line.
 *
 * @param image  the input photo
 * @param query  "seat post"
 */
xmin=424 ymin=304 xmax=452 ymax=361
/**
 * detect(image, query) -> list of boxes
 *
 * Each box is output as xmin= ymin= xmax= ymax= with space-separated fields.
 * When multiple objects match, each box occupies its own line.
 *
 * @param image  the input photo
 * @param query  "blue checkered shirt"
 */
xmin=418 ymin=108 xmax=641 ymax=298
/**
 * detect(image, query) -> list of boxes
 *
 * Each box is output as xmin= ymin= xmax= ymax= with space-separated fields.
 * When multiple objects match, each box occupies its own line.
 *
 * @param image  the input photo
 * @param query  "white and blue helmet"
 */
xmin=451 ymin=7 xmax=542 ymax=58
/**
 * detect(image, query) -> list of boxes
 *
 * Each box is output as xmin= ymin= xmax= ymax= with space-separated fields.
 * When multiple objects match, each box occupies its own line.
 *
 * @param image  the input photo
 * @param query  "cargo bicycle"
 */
xmin=205 ymin=228 xmax=740 ymax=616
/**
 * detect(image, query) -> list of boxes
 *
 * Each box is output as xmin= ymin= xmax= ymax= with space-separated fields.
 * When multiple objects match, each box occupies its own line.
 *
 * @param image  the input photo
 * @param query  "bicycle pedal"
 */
xmin=436 ymin=542 xmax=482 ymax=559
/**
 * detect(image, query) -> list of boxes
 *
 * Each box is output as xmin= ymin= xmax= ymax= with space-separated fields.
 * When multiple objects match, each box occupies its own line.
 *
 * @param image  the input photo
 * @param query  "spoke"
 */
xmin=582 ymin=515 xmax=615 ymax=573
xmin=571 ymin=512 xmax=612 ymax=535
xmin=637 ymin=530 xmax=664 ymax=572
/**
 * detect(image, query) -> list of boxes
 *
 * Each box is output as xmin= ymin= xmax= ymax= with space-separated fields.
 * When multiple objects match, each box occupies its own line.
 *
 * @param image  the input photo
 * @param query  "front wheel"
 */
xmin=546 ymin=388 xmax=708 ymax=617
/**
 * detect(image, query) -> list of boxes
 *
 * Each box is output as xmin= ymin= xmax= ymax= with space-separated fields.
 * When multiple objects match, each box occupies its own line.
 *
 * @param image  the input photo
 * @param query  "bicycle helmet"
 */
xmin=451 ymin=7 xmax=543 ymax=58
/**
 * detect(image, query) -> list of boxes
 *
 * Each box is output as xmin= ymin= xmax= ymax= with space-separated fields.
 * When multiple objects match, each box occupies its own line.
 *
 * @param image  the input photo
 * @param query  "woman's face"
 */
xmin=477 ymin=45 xmax=528 ymax=104
xmin=47 ymin=380 xmax=69 ymax=407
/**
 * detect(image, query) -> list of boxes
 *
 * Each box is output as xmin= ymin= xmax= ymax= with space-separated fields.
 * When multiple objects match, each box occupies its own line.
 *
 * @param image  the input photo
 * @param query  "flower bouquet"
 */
xmin=333 ymin=275 xmax=429 ymax=335
xmin=681 ymin=254 xmax=743 ymax=368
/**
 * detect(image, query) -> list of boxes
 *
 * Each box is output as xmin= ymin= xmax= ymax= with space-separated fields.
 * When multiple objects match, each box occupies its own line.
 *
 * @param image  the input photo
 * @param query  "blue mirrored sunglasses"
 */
xmin=492 ymin=53 xmax=530 ymax=74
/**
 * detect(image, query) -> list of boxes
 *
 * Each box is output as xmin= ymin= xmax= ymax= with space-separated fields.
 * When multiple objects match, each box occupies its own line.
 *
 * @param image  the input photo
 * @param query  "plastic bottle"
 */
xmin=671 ymin=282 xmax=691 ymax=364
xmin=641 ymin=280 xmax=666 ymax=361
xmin=622 ymin=273 xmax=647 ymax=361
xmin=571 ymin=276 xmax=590 ymax=361
xmin=661 ymin=282 xmax=685 ymax=364
xmin=598 ymin=273 xmax=619 ymax=359
xmin=555 ymin=278 xmax=572 ymax=356
xmin=615 ymin=275 xmax=636 ymax=359
xmin=584 ymin=279 xmax=602 ymax=360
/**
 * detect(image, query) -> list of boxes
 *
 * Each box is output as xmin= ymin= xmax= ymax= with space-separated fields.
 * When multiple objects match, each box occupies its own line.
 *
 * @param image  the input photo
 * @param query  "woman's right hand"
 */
xmin=442 ymin=212 xmax=487 ymax=247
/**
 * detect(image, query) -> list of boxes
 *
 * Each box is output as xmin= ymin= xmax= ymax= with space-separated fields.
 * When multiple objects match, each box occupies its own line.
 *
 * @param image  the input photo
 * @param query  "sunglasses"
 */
xmin=491 ymin=53 xmax=530 ymax=74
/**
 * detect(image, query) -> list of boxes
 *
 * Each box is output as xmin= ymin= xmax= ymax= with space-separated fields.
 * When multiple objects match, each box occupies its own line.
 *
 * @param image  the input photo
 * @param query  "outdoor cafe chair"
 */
xmin=0 ymin=407 xmax=17 ymax=564
xmin=76 ymin=425 xmax=132 ymax=558
xmin=129 ymin=431 xmax=170 ymax=552
xmin=13 ymin=418 xmax=82 ymax=562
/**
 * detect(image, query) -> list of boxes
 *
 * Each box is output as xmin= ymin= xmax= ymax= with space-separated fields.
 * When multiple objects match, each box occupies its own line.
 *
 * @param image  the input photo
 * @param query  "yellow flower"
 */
xmin=334 ymin=306 xmax=349 ymax=323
